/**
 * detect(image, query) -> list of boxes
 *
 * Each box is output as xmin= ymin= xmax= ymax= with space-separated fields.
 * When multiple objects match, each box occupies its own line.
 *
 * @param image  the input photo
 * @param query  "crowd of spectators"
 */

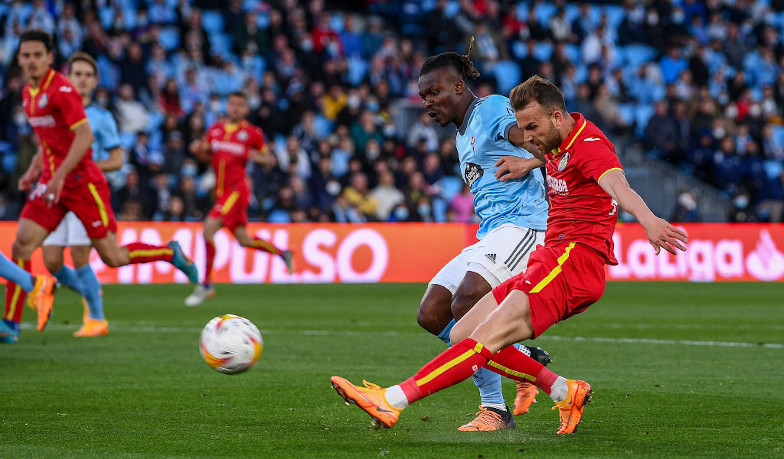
xmin=0 ymin=0 xmax=782 ymax=224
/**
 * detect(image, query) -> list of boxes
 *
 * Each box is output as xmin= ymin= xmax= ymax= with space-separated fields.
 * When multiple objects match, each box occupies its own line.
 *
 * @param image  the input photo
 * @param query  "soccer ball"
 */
xmin=199 ymin=314 xmax=263 ymax=374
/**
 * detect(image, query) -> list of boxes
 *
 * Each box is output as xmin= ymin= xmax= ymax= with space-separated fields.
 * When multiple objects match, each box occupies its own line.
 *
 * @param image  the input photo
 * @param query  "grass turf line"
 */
xmin=0 ymin=283 xmax=781 ymax=457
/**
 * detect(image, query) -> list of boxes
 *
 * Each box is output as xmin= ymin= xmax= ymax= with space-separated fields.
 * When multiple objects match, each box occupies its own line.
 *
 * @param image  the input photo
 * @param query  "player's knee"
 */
xmin=43 ymin=258 xmax=63 ymax=274
xmin=417 ymin=300 xmax=446 ymax=335
xmin=99 ymin=253 xmax=123 ymax=268
xmin=11 ymin=239 xmax=35 ymax=259
xmin=451 ymin=291 xmax=481 ymax=320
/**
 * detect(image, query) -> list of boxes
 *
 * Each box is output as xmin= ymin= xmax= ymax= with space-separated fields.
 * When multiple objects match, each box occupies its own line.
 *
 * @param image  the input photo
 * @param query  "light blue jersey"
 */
xmin=455 ymin=95 xmax=548 ymax=238
xmin=85 ymin=104 xmax=125 ymax=190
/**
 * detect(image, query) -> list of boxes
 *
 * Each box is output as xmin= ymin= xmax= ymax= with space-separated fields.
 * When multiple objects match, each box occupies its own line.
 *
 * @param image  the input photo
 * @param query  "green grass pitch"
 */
xmin=1 ymin=282 xmax=782 ymax=458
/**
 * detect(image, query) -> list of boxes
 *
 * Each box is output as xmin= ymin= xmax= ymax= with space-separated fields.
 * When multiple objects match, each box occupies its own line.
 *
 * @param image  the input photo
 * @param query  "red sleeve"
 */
xmin=53 ymin=80 xmax=88 ymax=130
xmin=575 ymin=137 xmax=623 ymax=183
xmin=252 ymin=126 xmax=265 ymax=150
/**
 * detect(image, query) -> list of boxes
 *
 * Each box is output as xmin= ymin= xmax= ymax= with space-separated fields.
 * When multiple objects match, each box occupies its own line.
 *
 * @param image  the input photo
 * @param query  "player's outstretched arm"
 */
xmin=95 ymin=147 xmax=125 ymax=172
xmin=598 ymin=169 xmax=688 ymax=255
xmin=250 ymin=144 xmax=274 ymax=166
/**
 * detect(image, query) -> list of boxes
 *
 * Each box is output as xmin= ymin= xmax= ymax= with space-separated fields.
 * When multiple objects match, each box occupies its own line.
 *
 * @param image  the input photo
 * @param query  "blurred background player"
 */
xmin=184 ymin=92 xmax=293 ymax=307
xmin=414 ymin=42 xmax=552 ymax=431
xmin=331 ymin=76 xmax=688 ymax=435
xmin=6 ymin=30 xmax=198 ymax=342
xmin=23 ymin=52 xmax=125 ymax=337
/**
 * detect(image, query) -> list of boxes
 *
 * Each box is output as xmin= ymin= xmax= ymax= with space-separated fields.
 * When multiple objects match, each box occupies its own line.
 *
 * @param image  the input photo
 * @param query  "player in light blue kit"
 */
xmin=20 ymin=52 xmax=124 ymax=337
xmin=415 ymin=42 xmax=552 ymax=430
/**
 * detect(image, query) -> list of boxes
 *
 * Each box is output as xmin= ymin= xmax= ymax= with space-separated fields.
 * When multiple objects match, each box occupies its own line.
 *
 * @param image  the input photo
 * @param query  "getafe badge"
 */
xmin=558 ymin=152 xmax=570 ymax=171
xmin=38 ymin=94 xmax=48 ymax=108
xmin=238 ymin=130 xmax=248 ymax=141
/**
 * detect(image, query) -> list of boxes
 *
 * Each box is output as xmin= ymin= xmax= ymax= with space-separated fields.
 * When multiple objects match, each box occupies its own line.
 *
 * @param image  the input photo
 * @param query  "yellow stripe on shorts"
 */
xmin=529 ymin=242 xmax=576 ymax=293
xmin=87 ymin=183 xmax=109 ymax=227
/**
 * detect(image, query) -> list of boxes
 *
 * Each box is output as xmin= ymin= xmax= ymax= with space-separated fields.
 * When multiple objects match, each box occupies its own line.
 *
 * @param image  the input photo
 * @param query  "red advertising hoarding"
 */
xmin=0 ymin=222 xmax=781 ymax=283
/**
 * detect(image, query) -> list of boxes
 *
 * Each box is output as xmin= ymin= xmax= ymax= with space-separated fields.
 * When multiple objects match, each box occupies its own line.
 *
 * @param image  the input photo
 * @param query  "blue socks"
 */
xmin=0 ymin=252 xmax=33 ymax=292
xmin=53 ymin=265 xmax=104 ymax=320
xmin=75 ymin=265 xmax=104 ymax=320
xmin=53 ymin=266 xmax=84 ymax=296
xmin=436 ymin=319 xmax=455 ymax=345
xmin=435 ymin=318 xmax=507 ymax=407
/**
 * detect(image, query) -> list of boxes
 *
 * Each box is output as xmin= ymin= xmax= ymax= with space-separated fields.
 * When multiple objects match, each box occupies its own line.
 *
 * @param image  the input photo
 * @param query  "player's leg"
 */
xmin=42 ymin=213 xmax=85 ymax=297
xmin=456 ymin=226 xmax=550 ymax=416
xmin=70 ymin=244 xmax=108 ymax=337
xmin=331 ymin=244 xmax=595 ymax=433
xmin=4 ymin=217 xmax=58 ymax=337
xmin=234 ymin=225 xmax=293 ymax=273
xmin=185 ymin=217 xmax=221 ymax=307
xmin=67 ymin=179 xmax=198 ymax=282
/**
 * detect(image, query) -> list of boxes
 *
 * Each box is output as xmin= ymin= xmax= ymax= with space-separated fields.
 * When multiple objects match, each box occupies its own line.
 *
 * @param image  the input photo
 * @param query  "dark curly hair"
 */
xmin=419 ymin=37 xmax=480 ymax=81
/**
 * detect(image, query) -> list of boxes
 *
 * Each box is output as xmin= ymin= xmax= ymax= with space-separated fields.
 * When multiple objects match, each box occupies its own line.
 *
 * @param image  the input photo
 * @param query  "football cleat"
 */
xmin=282 ymin=250 xmax=294 ymax=274
xmin=30 ymin=276 xmax=57 ymax=332
xmin=513 ymin=381 xmax=540 ymax=415
xmin=185 ymin=284 xmax=216 ymax=307
xmin=524 ymin=345 xmax=552 ymax=366
xmin=168 ymin=241 xmax=199 ymax=284
xmin=458 ymin=405 xmax=515 ymax=431
xmin=553 ymin=379 xmax=592 ymax=434
xmin=74 ymin=318 xmax=109 ymax=337
xmin=330 ymin=376 xmax=401 ymax=429
xmin=0 ymin=320 xmax=19 ymax=344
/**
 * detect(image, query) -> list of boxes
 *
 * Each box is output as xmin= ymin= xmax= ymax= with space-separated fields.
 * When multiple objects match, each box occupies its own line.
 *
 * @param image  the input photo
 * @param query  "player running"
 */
xmin=3 ymin=30 xmax=198 ymax=343
xmin=413 ymin=43 xmax=552 ymax=431
xmin=0 ymin=251 xmax=55 ymax=343
xmin=22 ymin=52 xmax=125 ymax=337
xmin=331 ymin=76 xmax=688 ymax=434
xmin=184 ymin=92 xmax=293 ymax=307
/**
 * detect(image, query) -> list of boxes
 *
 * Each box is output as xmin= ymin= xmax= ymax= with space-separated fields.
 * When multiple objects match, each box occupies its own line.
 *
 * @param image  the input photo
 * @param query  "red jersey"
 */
xmin=22 ymin=68 xmax=104 ymax=188
xmin=543 ymin=112 xmax=622 ymax=265
xmin=205 ymin=120 xmax=265 ymax=197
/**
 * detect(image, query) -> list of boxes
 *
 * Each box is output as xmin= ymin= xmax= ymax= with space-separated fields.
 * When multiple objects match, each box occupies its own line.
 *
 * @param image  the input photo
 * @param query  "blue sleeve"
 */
xmin=94 ymin=110 xmax=121 ymax=151
xmin=484 ymin=96 xmax=518 ymax=142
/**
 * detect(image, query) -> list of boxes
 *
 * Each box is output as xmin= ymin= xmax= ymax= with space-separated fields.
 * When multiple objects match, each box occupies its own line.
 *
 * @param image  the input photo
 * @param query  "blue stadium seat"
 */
xmin=533 ymin=42 xmax=553 ymax=61
xmin=603 ymin=5 xmax=626 ymax=29
xmin=347 ymin=56 xmax=368 ymax=86
xmin=533 ymin=2 xmax=557 ymax=26
xmin=209 ymin=32 xmax=232 ymax=59
xmin=158 ymin=27 xmax=181 ymax=51
xmin=99 ymin=6 xmax=114 ymax=29
xmin=438 ymin=175 xmax=464 ymax=202
xmin=617 ymin=104 xmax=636 ymax=127
xmin=510 ymin=40 xmax=526 ymax=60
xmin=202 ymin=10 xmax=224 ymax=33
xmin=432 ymin=196 xmax=448 ymax=222
xmin=313 ymin=114 xmax=333 ymax=139
xmin=763 ymin=160 xmax=783 ymax=180
xmin=493 ymin=60 xmax=521 ymax=94
xmin=634 ymin=103 xmax=655 ymax=138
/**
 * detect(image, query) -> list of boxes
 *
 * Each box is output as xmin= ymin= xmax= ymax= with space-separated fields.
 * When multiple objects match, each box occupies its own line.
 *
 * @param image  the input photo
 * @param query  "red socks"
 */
xmin=204 ymin=239 xmax=215 ymax=285
xmin=485 ymin=345 xmax=559 ymax=394
xmin=399 ymin=338 xmax=492 ymax=403
xmin=125 ymin=242 xmax=174 ymax=264
xmin=4 ymin=259 xmax=31 ymax=323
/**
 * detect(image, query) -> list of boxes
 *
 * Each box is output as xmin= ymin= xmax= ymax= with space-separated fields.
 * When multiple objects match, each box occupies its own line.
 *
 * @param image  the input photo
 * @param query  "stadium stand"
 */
xmin=0 ymin=0 xmax=781 ymax=223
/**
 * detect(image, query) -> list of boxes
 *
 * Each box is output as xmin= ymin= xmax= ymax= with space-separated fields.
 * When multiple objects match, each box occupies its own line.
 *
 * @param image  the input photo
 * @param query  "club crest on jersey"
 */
xmin=38 ymin=94 xmax=48 ymax=108
xmin=557 ymin=152 xmax=570 ymax=171
xmin=238 ymin=130 xmax=248 ymax=141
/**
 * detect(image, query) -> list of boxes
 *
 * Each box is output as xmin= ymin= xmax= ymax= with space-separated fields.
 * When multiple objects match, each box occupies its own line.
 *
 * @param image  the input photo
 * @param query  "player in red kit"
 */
xmin=330 ymin=76 xmax=688 ymax=434
xmin=3 ymin=30 xmax=198 ymax=341
xmin=184 ymin=92 xmax=293 ymax=307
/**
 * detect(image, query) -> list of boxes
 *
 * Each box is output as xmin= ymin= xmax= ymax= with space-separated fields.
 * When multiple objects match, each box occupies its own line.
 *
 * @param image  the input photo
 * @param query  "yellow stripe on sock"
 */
xmin=529 ymin=242 xmax=576 ymax=294
xmin=486 ymin=360 xmax=537 ymax=383
xmin=87 ymin=183 xmax=109 ymax=227
xmin=416 ymin=344 xmax=484 ymax=387
xmin=129 ymin=249 xmax=173 ymax=259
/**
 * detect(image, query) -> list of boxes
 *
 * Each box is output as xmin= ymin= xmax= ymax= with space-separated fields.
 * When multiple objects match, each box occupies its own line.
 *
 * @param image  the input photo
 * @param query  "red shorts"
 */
xmin=208 ymin=189 xmax=249 ymax=231
xmin=21 ymin=179 xmax=117 ymax=239
xmin=492 ymin=242 xmax=606 ymax=338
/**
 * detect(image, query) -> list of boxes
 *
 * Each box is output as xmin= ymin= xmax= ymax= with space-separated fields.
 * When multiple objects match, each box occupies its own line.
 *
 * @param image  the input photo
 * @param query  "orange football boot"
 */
xmin=553 ymin=379 xmax=592 ymax=434
xmin=458 ymin=405 xmax=515 ymax=431
xmin=513 ymin=381 xmax=540 ymax=415
xmin=330 ymin=376 xmax=401 ymax=429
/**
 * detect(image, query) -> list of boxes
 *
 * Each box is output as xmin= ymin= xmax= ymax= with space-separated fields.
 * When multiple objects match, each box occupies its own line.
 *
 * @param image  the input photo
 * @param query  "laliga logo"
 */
xmin=745 ymin=229 xmax=784 ymax=281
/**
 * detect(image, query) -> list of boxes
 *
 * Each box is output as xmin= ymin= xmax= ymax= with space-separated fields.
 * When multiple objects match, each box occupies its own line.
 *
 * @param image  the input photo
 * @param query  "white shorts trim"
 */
xmin=429 ymin=224 xmax=545 ymax=292
xmin=42 ymin=211 xmax=92 ymax=247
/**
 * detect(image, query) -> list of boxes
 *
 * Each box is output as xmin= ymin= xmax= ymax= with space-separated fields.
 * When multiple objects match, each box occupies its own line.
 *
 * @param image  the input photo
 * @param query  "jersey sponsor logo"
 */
xmin=58 ymin=85 xmax=73 ymax=93
xmin=38 ymin=94 xmax=48 ymax=108
xmin=92 ymin=220 xmax=103 ymax=227
xmin=547 ymin=174 xmax=568 ymax=195
xmin=485 ymin=253 xmax=496 ymax=264
xmin=210 ymin=140 xmax=245 ymax=155
xmin=28 ymin=114 xmax=56 ymax=128
xmin=464 ymin=162 xmax=483 ymax=187
xmin=557 ymin=152 xmax=570 ymax=171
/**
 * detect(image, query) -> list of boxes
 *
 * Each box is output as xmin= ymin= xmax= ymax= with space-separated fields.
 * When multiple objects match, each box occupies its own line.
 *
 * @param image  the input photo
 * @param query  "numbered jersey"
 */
xmin=543 ymin=112 xmax=622 ymax=264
